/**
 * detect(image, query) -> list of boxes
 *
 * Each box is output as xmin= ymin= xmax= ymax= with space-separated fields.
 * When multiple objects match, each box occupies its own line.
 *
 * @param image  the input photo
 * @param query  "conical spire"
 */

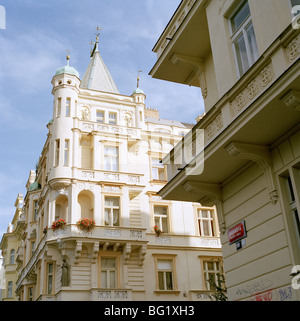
xmin=80 ymin=27 xmax=119 ymax=94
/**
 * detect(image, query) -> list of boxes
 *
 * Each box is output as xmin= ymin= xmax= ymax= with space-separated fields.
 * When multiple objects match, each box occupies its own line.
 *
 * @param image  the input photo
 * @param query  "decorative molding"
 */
xmin=230 ymin=63 xmax=274 ymax=116
xmin=225 ymin=142 xmax=278 ymax=204
xmin=82 ymin=171 xmax=95 ymax=179
xmin=170 ymin=53 xmax=207 ymax=99
xmin=205 ymin=112 xmax=223 ymax=141
xmin=123 ymin=244 xmax=131 ymax=265
xmin=281 ymin=90 xmax=300 ymax=112
xmin=138 ymin=244 xmax=147 ymax=266
xmin=183 ymin=181 xmax=226 ymax=234
xmin=285 ymin=34 xmax=300 ymax=62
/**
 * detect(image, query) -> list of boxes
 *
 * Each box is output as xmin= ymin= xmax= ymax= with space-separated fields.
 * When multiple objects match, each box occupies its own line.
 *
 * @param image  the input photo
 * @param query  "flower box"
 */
xmin=76 ymin=218 xmax=96 ymax=232
xmin=51 ymin=219 xmax=66 ymax=231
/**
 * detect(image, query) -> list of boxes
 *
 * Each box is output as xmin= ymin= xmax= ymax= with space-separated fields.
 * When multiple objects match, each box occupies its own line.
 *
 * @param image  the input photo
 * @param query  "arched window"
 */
xmin=10 ymin=249 xmax=15 ymax=264
xmin=78 ymin=190 xmax=94 ymax=219
xmin=55 ymin=195 xmax=68 ymax=221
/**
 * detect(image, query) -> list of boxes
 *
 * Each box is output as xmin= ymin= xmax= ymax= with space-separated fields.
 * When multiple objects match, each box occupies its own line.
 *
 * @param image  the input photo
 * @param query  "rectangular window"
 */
xmin=33 ymin=200 xmax=38 ymax=221
xmin=104 ymin=197 xmax=120 ymax=226
xmin=286 ymin=175 xmax=300 ymax=239
xmin=57 ymin=98 xmax=61 ymax=117
xmin=64 ymin=140 xmax=69 ymax=166
xmin=230 ymin=0 xmax=259 ymax=76
xmin=101 ymin=257 xmax=117 ymax=289
xmin=47 ymin=263 xmax=54 ymax=295
xmin=31 ymin=241 xmax=36 ymax=257
xmin=197 ymin=209 xmax=215 ymax=237
xmin=151 ymin=158 xmax=166 ymax=181
xmin=104 ymin=146 xmax=119 ymax=172
xmin=28 ymin=287 xmax=34 ymax=301
xmin=203 ymin=260 xmax=221 ymax=291
xmin=66 ymin=98 xmax=71 ymax=117
xmin=96 ymin=110 xmax=104 ymax=123
xmin=109 ymin=112 xmax=117 ymax=125
xmin=157 ymin=260 xmax=173 ymax=290
xmin=7 ymin=281 xmax=13 ymax=298
xmin=154 ymin=205 xmax=169 ymax=233
xmin=55 ymin=139 xmax=60 ymax=166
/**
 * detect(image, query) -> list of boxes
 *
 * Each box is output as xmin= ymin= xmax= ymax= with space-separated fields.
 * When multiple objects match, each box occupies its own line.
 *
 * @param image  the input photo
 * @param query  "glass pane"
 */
xmin=231 ymin=1 xmax=250 ymax=32
xmin=48 ymin=276 xmax=52 ymax=294
xmin=102 ymin=258 xmax=116 ymax=268
xmin=110 ymin=271 xmax=116 ymax=288
xmin=158 ymin=260 xmax=172 ymax=270
xmin=152 ymin=168 xmax=158 ymax=180
xmin=101 ymin=271 xmax=107 ymax=288
xmin=48 ymin=263 xmax=53 ymax=273
xmin=235 ymin=34 xmax=249 ymax=75
xmin=166 ymin=272 xmax=173 ymax=290
xmin=293 ymin=209 xmax=300 ymax=238
xmin=207 ymin=262 xmax=214 ymax=270
xmin=201 ymin=210 xmax=208 ymax=218
xmin=208 ymin=273 xmax=216 ymax=290
xmin=246 ymin=23 xmax=259 ymax=63
xmin=162 ymin=217 xmax=168 ymax=233
xmin=203 ymin=221 xmax=210 ymax=236
xmin=158 ymin=272 xmax=165 ymax=290
xmin=154 ymin=217 xmax=160 ymax=227
xmin=154 ymin=206 xmax=167 ymax=215
xmin=158 ymin=169 xmax=165 ymax=180
xmin=104 ymin=208 xmax=110 ymax=225
xmin=113 ymin=209 xmax=119 ymax=226
xmin=105 ymin=197 xmax=119 ymax=207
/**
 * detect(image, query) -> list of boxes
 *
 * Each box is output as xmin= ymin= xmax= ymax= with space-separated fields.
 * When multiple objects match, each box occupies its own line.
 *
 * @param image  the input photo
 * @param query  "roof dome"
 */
xmin=55 ymin=54 xmax=79 ymax=78
xmin=132 ymin=87 xmax=144 ymax=95
xmin=28 ymin=181 xmax=41 ymax=192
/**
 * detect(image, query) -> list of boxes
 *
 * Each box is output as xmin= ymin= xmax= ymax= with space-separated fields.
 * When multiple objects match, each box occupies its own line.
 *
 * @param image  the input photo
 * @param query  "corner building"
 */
xmin=5 ymin=38 xmax=222 ymax=301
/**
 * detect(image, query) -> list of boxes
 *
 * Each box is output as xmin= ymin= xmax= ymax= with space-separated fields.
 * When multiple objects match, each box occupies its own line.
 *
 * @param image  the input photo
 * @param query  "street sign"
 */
xmin=228 ymin=220 xmax=247 ymax=245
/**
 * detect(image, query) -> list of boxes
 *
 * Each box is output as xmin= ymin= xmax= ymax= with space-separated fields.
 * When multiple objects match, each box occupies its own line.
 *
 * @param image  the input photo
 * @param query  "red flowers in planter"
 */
xmin=51 ymin=219 xmax=66 ymax=231
xmin=76 ymin=218 xmax=96 ymax=232
xmin=153 ymin=225 xmax=162 ymax=236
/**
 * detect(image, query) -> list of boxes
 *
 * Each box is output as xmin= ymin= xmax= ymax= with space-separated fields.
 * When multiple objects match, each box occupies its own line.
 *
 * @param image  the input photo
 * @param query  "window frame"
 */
xmin=229 ymin=0 xmax=259 ymax=77
xmin=96 ymin=110 xmax=105 ymax=123
xmin=200 ymin=257 xmax=223 ymax=291
xmin=63 ymin=139 xmax=70 ymax=166
xmin=153 ymin=205 xmax=169 ymax=234
xmin=7 ymin=281 xmax=13 ymax=298
xmin=196 ymin=207 xmax=217 ymax=237
xmin=153 ymin=254 xmax=179 ymax=294
xmin=103 ymin=144 xmax=119 ymax=172
xmin=9 ymin=249 xmax=15 ymax=265
xmin=55 ymin=139 xmax=60 ymax=167
xmin=46 ymin=262 xmax=55 ymax=295
xmin=108 ymin=112 xmax=117 ymax=125
xmin=104 ymin=196 xmax=121 ymax=227
xmin=150 ymin=156 xmax=167 ymax=182
xmin=65 ymin=97 xmax=71 ymax=117
xmin=98 ymin=251 xmax=121 ymax=289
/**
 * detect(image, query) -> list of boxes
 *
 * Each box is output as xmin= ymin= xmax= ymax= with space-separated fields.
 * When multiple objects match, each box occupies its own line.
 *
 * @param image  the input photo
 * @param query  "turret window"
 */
xmin=55 ymin=140 xmax=60 ymax=166
xmin=109 ymin=112 xmax=117 ymax=125
xmin=57 ymin=98 xmax=62 ymax=117
xmin=64 ymin=140 xmax=69 ymax=166
xmin=97 ymin=110 xmax=104 ymax=123
xmin=66 ymin=98 xmax=71 ymax=117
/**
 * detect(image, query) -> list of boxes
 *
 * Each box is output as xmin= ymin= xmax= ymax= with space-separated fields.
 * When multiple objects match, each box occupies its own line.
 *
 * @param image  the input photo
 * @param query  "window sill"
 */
xmin=154 ymin=290 xmax=181 ymax=296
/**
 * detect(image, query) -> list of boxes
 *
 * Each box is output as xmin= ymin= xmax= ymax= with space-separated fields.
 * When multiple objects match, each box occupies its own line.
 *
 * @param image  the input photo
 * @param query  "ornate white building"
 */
xmin=1 ymin=35 xmax=222 ymax=301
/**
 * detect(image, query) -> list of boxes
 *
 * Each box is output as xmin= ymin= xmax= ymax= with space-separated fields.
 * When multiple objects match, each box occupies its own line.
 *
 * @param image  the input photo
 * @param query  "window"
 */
xmin=101 ymin=257 xmax=117 ymax=289
xmin=9 ymin=249 xmax=15 ymax=264
xmin=154 ymin=205 xmax=169 ymax=233
xmin=97 ymin=110 xmax=104 ymax=123
xmin=57 ymin=98 xmax=61 ymax=117
xmin=55 ymin=139 xmax=60 ymax=166
xmin=31 ymin=241 xmax=36 ymax=257
xmin=109 ymin=112 xmax=117 ymax=125
xmin=286 ymin=175 xmax=300 ymax=240
xmin=33 ymin=200 xmax=38 ymax=221
xmin=104 ymin=146 xmax=119 ymax=172
xmin=197 ymin=209 xmax=216 ymax=237
xmin=203 ymin=260 xmax=221 ymax=291
xmin=28 ymin=287 xmax=34 ymax=301
xmin=47 ymin=263 xmax=54 ymax=294
xmin=151 ymin=158 xmax=166 ymax=181
xmin=104 ymin=197 xmax=120 ymax=226
xmin=230 ymin=0 xmax=259 ymax=76
xmin=64 ymin=140 xmax=69 ymax=166
xmin=66 ymin=98 xmax=71 ymax=117
xmin=7 ymin=281 xmax=13 ymax=298
xmin=157 ymin=260 xmax=173 ymax=290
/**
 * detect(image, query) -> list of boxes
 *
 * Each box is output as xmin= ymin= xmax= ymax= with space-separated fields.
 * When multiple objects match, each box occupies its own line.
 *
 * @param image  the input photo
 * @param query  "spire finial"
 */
xmin=95 ymin=26 xmax=102 ymax=43
xmin=66 ymin=49 xmax=70 ymax=66
xmin=137 ymin=68 xmax=142 ymax=88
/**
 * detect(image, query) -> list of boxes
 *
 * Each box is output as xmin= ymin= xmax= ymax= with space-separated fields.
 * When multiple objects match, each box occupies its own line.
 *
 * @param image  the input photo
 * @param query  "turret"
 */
xmin=49 ymin=54 xmax=81 ymax=185
xmin=131 ymin=73 xmax=146 ymax=129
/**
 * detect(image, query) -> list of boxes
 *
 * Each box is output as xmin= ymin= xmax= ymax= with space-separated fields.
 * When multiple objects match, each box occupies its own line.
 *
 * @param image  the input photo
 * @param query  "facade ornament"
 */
xmin=225 ymin=142 xmax=278 ymax=204
xmin=61 ymin=258 xmax=70 ymax=287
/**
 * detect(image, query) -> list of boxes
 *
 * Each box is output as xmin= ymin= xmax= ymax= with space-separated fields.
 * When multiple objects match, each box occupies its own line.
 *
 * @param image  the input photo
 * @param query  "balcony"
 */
xmin=90 ymin=289 xmax=133 ymax=301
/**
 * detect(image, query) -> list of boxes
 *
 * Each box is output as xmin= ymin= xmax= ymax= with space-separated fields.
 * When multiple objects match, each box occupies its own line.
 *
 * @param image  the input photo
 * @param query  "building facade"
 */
xmin=150 ymin=0 xmax=300 ymax=301
xmin=0 ymin=36 xmax=222 ymax=301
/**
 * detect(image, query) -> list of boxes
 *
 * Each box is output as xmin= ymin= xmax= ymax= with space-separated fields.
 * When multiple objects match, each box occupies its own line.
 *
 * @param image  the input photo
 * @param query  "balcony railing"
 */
xmin=90 ymin=289 xmax=132 ymax=301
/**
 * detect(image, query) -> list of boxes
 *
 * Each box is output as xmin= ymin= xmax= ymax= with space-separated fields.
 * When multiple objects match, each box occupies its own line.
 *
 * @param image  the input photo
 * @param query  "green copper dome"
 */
xmin=55 ymin=65 xmax=79 ymax=78
xmin=55 ymin=55 xmax=80 ymax=78
xmin=28 ymin=182 xmax=41 ymax=192
xmin=132 ymin=87 xmax=144 ymax=95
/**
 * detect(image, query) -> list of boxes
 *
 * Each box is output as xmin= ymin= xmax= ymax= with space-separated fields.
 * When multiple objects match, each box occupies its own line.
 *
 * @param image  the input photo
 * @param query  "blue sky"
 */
xmin=0 ymin=0 xmax=204 ymax=238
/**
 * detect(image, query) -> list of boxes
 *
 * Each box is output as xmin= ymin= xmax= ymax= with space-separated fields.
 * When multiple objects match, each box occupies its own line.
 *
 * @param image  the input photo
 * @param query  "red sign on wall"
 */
xmin=228 ymin=221 xmax=247 ymax=245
